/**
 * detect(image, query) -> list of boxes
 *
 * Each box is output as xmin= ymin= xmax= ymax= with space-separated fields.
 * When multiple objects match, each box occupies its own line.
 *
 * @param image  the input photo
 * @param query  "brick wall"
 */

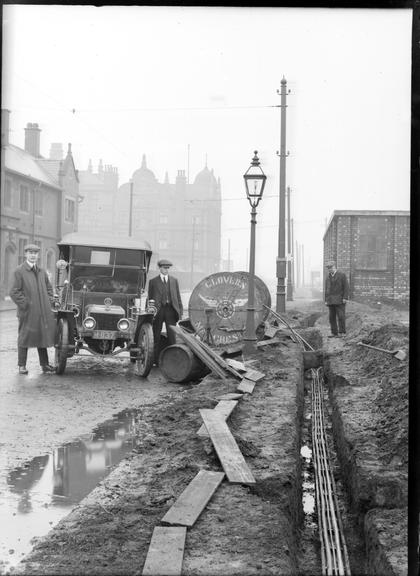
xmin=323 ymin=213 xmax=409 ymax=304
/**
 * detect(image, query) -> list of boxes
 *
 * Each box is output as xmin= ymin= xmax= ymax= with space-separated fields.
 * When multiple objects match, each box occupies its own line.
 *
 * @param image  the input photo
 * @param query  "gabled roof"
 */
xmin=5 ymin=144 xmax=61 ymax=189
xmin=37 ymin=158 xmax=62 ymax=182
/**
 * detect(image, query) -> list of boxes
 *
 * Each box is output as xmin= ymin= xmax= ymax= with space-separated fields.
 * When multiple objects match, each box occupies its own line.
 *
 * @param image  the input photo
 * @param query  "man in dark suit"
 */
xmin=148 ymin=259 xmax=183 ymax=359
xmin=325 ymin=260 xmax=349 ymax=338
xmin=9 ymin=243 xmax=57 ymax=374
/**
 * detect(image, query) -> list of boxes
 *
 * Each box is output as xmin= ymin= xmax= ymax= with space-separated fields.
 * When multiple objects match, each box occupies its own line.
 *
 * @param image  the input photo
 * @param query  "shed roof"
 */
xmin=324 ymin=209 xmax=410 ymax=239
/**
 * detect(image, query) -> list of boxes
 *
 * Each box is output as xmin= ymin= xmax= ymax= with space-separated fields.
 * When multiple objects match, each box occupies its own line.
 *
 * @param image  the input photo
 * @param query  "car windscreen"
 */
xmin=72 ymin=246 xmax=148 ymax=267
xmin=70 ymin=266 xmax=145 ymax=294
xmin=69 ymin=247 xmax=149 ymax=293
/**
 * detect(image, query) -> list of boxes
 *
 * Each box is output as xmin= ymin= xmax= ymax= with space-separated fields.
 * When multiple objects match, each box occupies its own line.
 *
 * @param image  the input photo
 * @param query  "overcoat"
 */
xmin=148 ymin=275 xmax=183 ymax=319
xmin=9 ymin=262 xmax=56 ymax=348
xmin=325 ymin=270 xmax=349 ymax=305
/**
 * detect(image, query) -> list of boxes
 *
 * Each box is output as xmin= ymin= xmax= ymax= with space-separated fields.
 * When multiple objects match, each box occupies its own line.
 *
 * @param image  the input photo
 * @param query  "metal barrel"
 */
xmin=158 ymin=344 xmax=210 ymax=383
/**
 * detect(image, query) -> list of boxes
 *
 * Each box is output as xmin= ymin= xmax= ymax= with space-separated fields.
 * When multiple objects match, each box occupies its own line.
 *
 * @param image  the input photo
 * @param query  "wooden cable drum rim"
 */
xmin=188 ymin=271 xmax=271 ymax=348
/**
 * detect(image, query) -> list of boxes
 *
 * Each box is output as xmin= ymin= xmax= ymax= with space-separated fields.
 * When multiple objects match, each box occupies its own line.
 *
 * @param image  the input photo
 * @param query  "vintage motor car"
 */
xmin=54 ymin=233 xmax=156 ymax=377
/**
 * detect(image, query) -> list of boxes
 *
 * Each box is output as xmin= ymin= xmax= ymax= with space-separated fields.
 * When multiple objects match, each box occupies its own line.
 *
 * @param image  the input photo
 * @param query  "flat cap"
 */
xmin=23 ymin=243 xmax=40 ymax=252
xmin=326 ymin=260 xmax=336 ymax=268
xmin=157 ymin=259 xmax=173 ymax=267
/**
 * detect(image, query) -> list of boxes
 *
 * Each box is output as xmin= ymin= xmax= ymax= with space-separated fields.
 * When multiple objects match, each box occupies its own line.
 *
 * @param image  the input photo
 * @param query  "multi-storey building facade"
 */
xmin=77 ymin=159 xmax=119 ymax=234
xmin=0 ymin=110 xmax=79 ymax=297
xmin=323 ymin=210 xmax=410 ymax=303
xmin=78 ymin=154 xmax=222 ymax=290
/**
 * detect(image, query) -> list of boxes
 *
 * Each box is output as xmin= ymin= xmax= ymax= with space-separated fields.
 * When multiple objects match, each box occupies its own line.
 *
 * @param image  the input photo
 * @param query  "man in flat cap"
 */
xmin=148 ymin=259 xmax=183 ymax=361
xmin=324 ymin=260 xmax=349 ymax=338
xmin=10 ymin=244 xmax=57 ymax=374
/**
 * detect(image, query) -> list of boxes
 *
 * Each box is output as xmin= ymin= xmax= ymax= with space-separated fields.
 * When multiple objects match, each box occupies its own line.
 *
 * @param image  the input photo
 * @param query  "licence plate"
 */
xmin=92 ymin=330 xmax=118 ymax=339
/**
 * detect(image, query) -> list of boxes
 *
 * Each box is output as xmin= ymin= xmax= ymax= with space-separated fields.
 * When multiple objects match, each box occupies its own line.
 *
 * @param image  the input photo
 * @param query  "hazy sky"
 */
xmin=2 ymin=5 xmax=412 ymax=283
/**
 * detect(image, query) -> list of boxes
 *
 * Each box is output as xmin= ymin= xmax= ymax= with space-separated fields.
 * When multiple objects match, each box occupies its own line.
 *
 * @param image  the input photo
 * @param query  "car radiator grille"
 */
xmin=91 ymin=313 xmax=124 ymax=331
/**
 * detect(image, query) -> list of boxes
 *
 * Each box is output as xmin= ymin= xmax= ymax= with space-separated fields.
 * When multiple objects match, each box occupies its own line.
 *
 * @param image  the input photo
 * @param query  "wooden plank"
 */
xmin=197 ymin=400 xmax=238 ymax=437
xmin=257 ymin=337 xmax=283 ymax=348
xmin=161 ymin=470 xmax=225 ymax=526
xmin=226 ymin=358 xmax=247 ymax=372
xmin=172 ymin=326 xmax=227 ymax=380
xmin=216 ymin=392 xmax=243 ymax=401
xmin=195 ymin=339 xmax=243 ymax=379
xmin=199 ymin=409 xmax=255 ymax=484
xmin=142 ymin=526 xmax=186 ymax=576
xmin=242 ymin=368 xmax=265 ymax=382
xmin=237 ymin=378 xmax=256 ymax=394
xmin=264 ymin=325 xmax=279 ymax=338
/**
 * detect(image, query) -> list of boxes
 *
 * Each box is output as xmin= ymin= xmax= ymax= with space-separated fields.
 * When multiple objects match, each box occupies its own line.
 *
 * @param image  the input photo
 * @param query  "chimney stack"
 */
xmin=49 ymin=142 xmax=64 ymax=160
xmin=24 ymin=123 xmax=41 ymax=157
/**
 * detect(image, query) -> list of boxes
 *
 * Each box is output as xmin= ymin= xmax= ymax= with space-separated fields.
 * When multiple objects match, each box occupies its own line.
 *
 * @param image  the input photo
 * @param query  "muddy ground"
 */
xmin=9 ymin=298 xmax=409 ymax=576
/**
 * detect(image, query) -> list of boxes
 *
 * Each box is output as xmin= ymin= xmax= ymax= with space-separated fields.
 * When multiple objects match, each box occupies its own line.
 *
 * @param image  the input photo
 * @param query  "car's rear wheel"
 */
xmin=55 ymin=318 xmax=69 ymax=375
xmin=136 ymin=323 xmax=154 ymax=377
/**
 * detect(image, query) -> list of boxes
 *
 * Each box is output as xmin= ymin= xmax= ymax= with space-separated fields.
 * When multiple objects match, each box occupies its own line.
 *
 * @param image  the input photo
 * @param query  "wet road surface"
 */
xmin=0 ymin=309 xmax=186 ymax=571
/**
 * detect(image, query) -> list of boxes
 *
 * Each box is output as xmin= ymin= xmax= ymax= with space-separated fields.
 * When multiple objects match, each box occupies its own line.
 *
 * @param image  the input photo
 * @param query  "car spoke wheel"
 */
xmin=136 ymin=323 xmax=154 ymax=377
xmin=55 ymin=318 xmax=69 ymax=375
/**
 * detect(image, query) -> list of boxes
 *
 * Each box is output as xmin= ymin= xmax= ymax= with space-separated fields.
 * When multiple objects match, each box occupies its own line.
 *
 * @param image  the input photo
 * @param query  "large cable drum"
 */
xmin=188 ymin=271 xmax=271 ymax=348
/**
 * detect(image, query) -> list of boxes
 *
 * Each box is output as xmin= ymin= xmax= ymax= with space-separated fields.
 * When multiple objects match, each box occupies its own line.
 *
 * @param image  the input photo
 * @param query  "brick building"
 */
xmin=78 ymin=154 xmax=222 ymax=290
xmin=0 ymin=110 xmax=79 ymax=297
xmin=77 ymin=159 xmax=119 ymax=234
xmin=323 ymin=210 xmax=410 ymax=303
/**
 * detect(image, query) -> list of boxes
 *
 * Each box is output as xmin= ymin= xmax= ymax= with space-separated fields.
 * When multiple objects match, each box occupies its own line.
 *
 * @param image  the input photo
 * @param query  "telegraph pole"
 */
xmin=291 ymin=218 xmax=295 ymax=293
xmin=276 ymin=77 xmax=289 ymax=313
xmin=190 ymin=216 xmax=196 ymax=289
xmin=286 ymin=186 xmax=293 ymax=301
xmin=128 ymin=180 xmax=134 ymax=237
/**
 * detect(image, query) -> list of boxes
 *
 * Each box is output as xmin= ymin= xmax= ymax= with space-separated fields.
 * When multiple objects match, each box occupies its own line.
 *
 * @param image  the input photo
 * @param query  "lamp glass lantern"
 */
xmin=243 ymin=151 xmax=267 ymax=207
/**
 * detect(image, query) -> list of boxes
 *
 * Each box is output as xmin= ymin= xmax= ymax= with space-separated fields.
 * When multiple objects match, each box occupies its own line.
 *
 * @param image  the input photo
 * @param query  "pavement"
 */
xmin=0 ymin=299 xmax=16 ymax=312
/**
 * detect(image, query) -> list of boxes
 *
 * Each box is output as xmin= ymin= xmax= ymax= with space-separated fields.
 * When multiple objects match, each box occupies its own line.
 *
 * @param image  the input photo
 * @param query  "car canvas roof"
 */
xmin=58 ymin=233 xmax=152 ymax=252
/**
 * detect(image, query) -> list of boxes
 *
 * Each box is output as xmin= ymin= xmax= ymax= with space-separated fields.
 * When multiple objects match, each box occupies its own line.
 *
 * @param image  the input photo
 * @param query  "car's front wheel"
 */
xmin=55 ymin=318 xmax=69 ymax=375
xmin=136 ymin=323 xmax=154 ymax=377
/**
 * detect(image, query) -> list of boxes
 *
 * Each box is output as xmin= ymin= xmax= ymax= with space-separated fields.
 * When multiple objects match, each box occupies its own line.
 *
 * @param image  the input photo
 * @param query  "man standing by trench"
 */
xmin=148 ymin=259 xmax=183 ymax=361
xmin=325 ymin=260 xmax=349 ymax=338
xmin=10 ymin=244 xmax=57 ymax=374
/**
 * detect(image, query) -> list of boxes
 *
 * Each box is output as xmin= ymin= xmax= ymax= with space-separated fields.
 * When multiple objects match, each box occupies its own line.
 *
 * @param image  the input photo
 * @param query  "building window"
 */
xmin=18 ymin=238 xmax=29 ymax=264
xmin=34 ymin=189 xmax=43 ymax=216
xmin=356 ymin=217 xmax=388 ymax=270
xmin=4 ymin=179 xmax=12 ymax=208
xmin=65 ymin=198 xmax=75 ymax=222
xmin=20 ymin=185 xmax=29 ymax=212
xmin=159 ymin=214 xmax=168 ymax=225
xmin=159 ymin=238 xmax=168 ymax=250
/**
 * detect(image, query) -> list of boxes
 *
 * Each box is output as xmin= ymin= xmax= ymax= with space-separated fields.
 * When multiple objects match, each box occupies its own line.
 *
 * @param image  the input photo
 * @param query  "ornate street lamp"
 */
xmin=243 ymin=151 xmax=266 ymax=356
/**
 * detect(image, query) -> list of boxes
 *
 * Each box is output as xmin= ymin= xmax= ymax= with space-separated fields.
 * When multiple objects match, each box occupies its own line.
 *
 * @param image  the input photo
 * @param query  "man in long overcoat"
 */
xmin=10 ymin=244 xmax=57 ymax=374
xmin=148 ymin=259 xmax=183 ymax=360
xmin=325 ymin=260 xmax=349 ymax=338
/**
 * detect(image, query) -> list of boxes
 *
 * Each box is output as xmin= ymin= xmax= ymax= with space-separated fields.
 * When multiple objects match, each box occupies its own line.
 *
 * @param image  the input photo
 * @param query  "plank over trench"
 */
xmin=199 ymin=409 xmax=255 ymax=484
xmin=142 ymin=526 xmax=186 ymax=576
xmin=161 ymin=469 xmax=225 ymax=527
xmin=237 ymin=378 xmax=256 ymax=394
xmin=197 ymin=400 xmax=238 ymax=437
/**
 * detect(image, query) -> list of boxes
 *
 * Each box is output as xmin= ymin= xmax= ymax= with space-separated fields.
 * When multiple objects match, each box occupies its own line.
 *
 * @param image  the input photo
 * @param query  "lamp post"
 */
xmin=243 ymin=151 xmax=266 ymax=356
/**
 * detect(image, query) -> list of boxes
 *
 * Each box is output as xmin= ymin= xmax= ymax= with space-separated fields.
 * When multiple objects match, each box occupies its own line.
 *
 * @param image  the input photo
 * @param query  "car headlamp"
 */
xmin=117 ymin=318 xmax=130 ymax=331
xmin=83 ymin=316 xmax=96 ymax=330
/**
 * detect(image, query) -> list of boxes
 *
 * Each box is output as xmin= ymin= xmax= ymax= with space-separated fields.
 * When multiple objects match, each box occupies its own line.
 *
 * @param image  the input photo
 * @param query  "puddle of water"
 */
xmin=0 ymin=408 xmax=142 ymax=573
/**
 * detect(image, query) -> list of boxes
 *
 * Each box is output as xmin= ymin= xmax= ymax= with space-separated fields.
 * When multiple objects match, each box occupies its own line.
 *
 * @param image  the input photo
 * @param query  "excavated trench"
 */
xmin=5 ymin=307 xmax=406 ymax=576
